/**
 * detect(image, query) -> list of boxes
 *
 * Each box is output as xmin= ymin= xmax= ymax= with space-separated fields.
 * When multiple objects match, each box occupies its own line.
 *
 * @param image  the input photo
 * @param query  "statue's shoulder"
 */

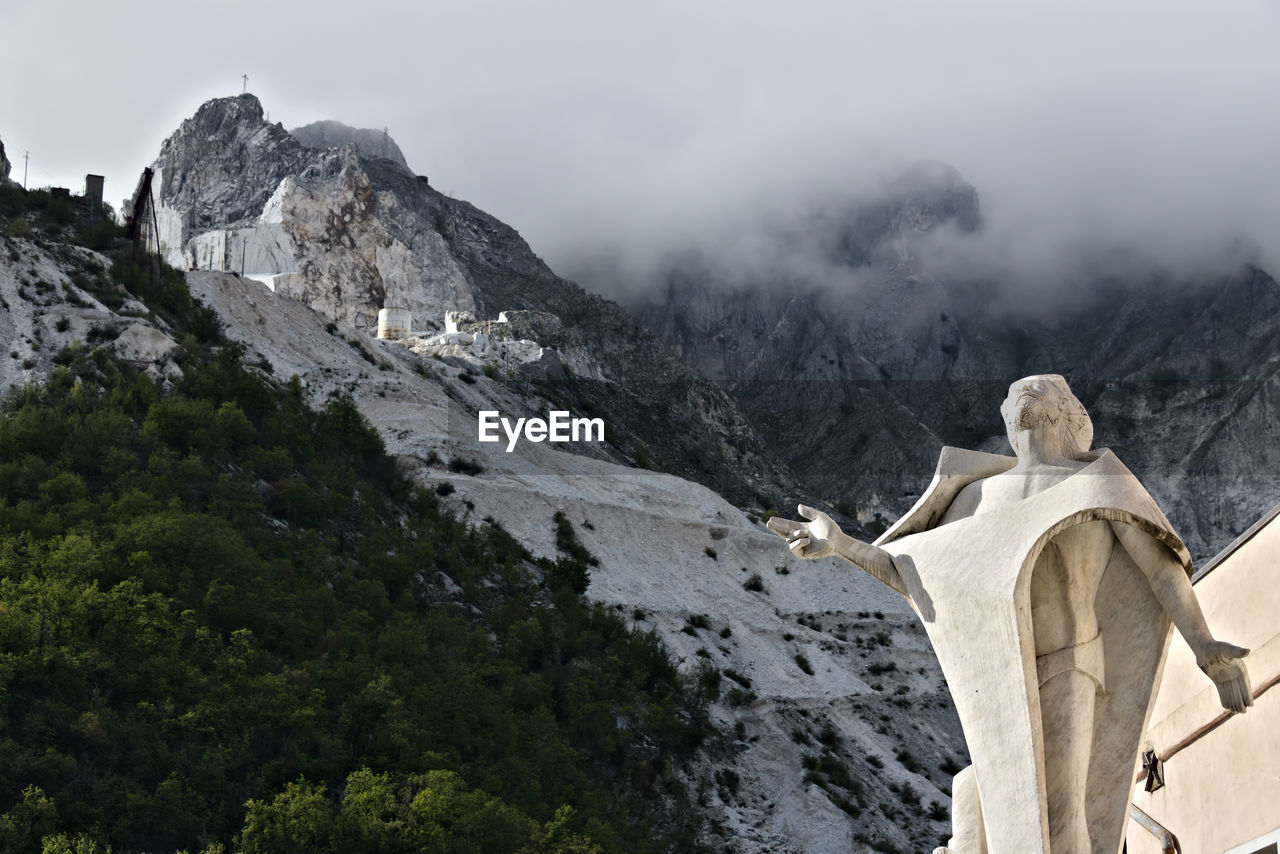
xmin=1066 ymin=448 xmax=1145 ymax=486
xmin=934 ymin=446 xmax=1017 ymax=479
xmin=875 ymin=447 xmax=1016 ymax=545
xmin=877 ymin=448 xmax=1139 ymax=547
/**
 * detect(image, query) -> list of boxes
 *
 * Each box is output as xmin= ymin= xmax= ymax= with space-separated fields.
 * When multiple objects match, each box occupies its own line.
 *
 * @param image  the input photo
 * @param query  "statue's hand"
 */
xmin=766 ymin=504 xmax=839 ymax=560
xmin=1196 ymin=640 xmax=1252 ymax=714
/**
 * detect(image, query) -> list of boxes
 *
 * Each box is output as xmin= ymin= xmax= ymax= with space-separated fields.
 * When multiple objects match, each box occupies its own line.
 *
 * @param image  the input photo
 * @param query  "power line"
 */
xmin=3 ymin=136 xmax=79 ymax=190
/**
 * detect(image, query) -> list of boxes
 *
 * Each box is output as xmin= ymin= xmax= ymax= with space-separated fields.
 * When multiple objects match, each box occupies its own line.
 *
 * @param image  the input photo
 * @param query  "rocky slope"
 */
xmin=0 ymin=239 xmax=181 ymax=393
xmin=185 ymin=267 xmax=961 ymax=853
xmin=146 ymin=94 xmax=791 ymax=510
xmin=623 ymin=171 xmax=1280 ymax=562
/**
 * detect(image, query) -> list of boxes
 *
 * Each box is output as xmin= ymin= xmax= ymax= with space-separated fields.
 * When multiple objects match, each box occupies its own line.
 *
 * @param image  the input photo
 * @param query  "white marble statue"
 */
xmin=769 ymin=375 xmax=1251 ymax=854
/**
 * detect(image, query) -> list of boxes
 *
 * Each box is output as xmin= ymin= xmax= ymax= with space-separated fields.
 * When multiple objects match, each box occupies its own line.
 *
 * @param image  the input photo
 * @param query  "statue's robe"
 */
xmin=873 ymin=447 xmax=1191 ymax=854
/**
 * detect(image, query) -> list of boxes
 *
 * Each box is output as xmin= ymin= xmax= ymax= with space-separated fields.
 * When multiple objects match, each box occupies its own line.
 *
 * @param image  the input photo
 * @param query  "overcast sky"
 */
xmin=4 ymin=1 xmax=1279 ymax=288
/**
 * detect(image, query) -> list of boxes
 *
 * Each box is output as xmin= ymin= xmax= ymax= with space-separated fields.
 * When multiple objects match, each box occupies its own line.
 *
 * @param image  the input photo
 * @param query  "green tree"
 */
xmin=238 ymin=778 xmax=336 ymax=854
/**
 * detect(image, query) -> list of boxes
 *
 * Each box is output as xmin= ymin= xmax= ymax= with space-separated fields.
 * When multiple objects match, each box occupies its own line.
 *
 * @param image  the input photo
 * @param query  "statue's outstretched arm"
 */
xmin=768 ymin=505 xmax=908 ymax=598
xmin=1111 ymin=522 xmax=1252 ymax=713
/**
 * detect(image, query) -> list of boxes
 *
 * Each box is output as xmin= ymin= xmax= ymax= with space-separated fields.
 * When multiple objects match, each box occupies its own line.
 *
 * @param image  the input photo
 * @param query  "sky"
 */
xmin=3 ymin=0 xmax=1279 ymax=291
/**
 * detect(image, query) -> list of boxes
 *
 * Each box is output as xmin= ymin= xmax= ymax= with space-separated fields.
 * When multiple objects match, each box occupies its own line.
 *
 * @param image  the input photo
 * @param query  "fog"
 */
xmin=4 ymin=1 xmax=1278 ymax=296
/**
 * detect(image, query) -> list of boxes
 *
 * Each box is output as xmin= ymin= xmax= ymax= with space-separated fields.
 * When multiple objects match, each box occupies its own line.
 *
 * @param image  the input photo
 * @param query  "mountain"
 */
xmin=620 ymin=169 xmax=1280 ymax=562
xmin=0 ymin=135 xmax=12 ymax=184
xmin=146 ymin=94 xmax=792 ymax=510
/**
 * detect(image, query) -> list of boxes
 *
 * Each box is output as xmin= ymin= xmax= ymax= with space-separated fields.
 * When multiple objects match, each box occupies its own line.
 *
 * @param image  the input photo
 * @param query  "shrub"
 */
xmin=447 ymin=456 xmax=484 ymax=475
xmin=895 ymin=748 xmax=922 ymax=774
xmin=553 ymin=510 xmax=598 ymax=567
xmin=715 ymin=768 xmax=740 ymax=796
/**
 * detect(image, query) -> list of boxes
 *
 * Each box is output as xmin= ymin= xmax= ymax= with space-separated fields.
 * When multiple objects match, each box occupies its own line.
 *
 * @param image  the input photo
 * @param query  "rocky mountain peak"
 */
xmin=153 ymin=94 xmax=317 ymax=235
xmin=290 ymin=120 xmax=410 ymax=171
xmin=882 ymin=160 xmax=983 ymax=233
xmin=808 ymin=160 xmax=982 ymax=271
xmin=158 ymin=94 xmax=281 ymax=158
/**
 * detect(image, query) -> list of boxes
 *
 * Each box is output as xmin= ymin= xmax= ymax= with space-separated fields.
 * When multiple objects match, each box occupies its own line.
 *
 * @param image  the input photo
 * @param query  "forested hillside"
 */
xmin=0 ymin=186 xmax=714 ymax=853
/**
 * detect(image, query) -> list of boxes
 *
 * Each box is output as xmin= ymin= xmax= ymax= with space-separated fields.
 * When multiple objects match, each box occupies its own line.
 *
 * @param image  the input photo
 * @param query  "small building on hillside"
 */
xmin=84 ymin=174 xmax=104 ymax=207
xmin=1126 ymin=503 xmax=1280 ymax=854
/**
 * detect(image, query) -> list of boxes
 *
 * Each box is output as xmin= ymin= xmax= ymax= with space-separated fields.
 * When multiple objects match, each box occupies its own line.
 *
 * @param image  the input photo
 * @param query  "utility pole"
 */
xmin=382 ymin=127 xmax=389 ymax=158
xmin=23 ymin=151 xmax=29 ymax=190
xmin=242 ymin=74 xmax=248 ymax=94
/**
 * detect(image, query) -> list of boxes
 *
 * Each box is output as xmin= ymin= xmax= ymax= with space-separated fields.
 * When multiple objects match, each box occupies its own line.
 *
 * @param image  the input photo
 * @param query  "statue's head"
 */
xmin=1000 ymin=374 xmax=1093 ymax=459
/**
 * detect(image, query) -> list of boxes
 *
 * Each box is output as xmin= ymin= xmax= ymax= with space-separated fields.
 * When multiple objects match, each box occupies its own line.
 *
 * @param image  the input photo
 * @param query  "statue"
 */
xmin=768 ymin=375 xmax=1251 ymax=854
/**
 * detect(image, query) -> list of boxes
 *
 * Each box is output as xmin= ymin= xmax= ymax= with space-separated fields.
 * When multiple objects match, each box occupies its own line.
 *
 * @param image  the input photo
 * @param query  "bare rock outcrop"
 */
xmin=0 ymin=135 xmax=12 ymax=184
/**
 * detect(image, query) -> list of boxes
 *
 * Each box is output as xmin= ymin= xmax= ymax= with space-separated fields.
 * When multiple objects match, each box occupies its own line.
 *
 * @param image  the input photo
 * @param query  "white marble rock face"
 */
xmin=149 ymin=98 xmax=475 ymax=336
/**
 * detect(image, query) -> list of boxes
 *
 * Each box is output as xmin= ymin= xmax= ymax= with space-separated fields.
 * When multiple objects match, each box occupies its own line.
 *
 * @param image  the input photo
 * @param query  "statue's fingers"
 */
xmin=1217 ymin=679 xmax=1231 ymax=710
xmin=788 ymin=537 xmax=810 ymax=557
xmin=1219 ymin=642 xmax=1251 ymax=661
xmin=1235 ymin=680 xmax=1254 ymax=712
xmin=1238 ymin=678 xmax=1255 ymax=710
xmin=797 ymin=504 xmax=824 ymax=521
xmin=1218 ymin=675 xmax=1253 ymax=713
xmin=767 ymin=517 xmax=800 ymax=536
